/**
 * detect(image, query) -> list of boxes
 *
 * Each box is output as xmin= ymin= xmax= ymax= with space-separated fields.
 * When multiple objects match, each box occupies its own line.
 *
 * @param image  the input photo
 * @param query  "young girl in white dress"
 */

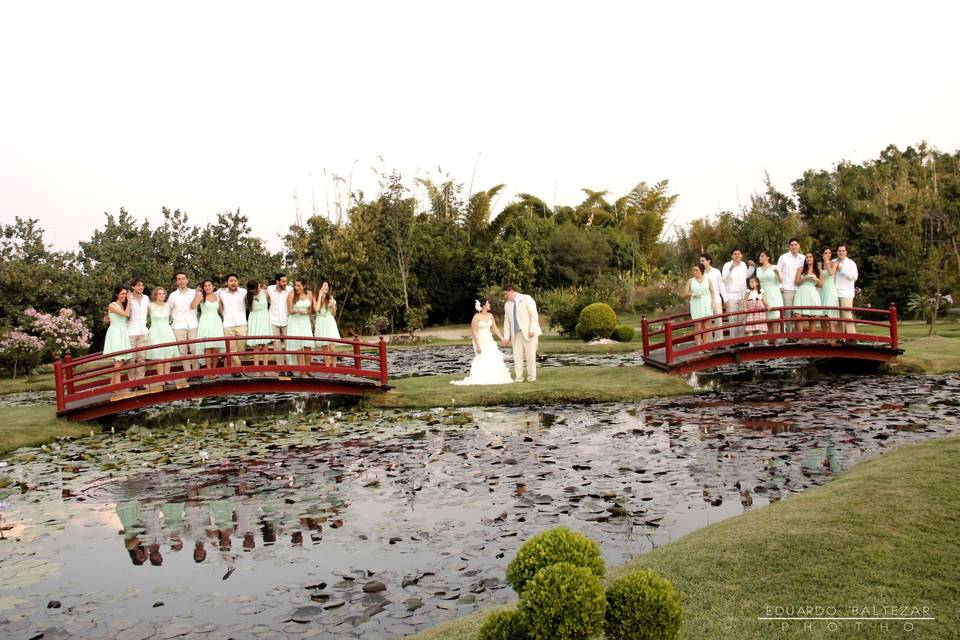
xmin=452 ymin=299 xmax=513 ymax=386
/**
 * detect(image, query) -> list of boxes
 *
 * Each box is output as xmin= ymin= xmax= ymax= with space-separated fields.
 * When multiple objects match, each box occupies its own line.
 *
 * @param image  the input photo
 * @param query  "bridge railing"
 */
xmin=640 ymin=304 xmax=899 ymax=366
xmin=54 ymin=335 xmax=389 ymax=413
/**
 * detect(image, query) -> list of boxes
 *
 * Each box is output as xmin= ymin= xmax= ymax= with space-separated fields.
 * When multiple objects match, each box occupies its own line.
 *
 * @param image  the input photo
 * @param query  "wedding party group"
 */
xmin=101 ymin=272 xmax=340 ymax=386
xmin=684 ymin=240 xmax=860 ymax=345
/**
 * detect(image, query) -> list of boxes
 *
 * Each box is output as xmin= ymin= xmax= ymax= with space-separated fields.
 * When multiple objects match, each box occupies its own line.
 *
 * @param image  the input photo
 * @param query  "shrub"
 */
xmin=604 ymin=570 xmax=683 ymax=640
xmin=0 ymin=330 xmax=45 ymax=378
xmin=404 ymin=304 xmax=431 ymax=333
xmin=23 ymin=307 xmax=92 ymax=358
xmin=478 ymin=608 xmax=530 ymax=640
xmin=575 ymin=303 xmax=617 ymax=341
xmin=610 ymin=325 xmax=635 ymax=342
xmin=506 ymin=527 xmax=605 ymax=594
xmin=518 ymin=563 xmax=606 ymax=640
xmin=632 ymin=280 xmax=686 ymax=316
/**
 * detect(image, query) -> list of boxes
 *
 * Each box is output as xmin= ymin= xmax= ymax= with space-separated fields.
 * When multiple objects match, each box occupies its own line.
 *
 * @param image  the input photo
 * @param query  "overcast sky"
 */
xmin=2 ymin=1 xmax=958 ymax=252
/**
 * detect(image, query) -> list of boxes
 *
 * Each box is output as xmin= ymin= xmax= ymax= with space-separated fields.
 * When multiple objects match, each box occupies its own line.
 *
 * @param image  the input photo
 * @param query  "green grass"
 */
xmin=371 ymin=365 xmax=694 ymax=409
xmin=413 ymin=436 xmax=960 ymax=640
xmin=0 ymin=372 xmax=55 ymax=395
xmin=0 ymin=405 xmax=98 ymax=455
xmin=891 ymin=336 xmax=960 ymax=374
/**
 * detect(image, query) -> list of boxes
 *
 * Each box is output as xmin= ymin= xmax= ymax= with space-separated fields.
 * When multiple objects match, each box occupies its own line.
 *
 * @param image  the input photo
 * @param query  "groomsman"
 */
xmin=168 ymin=272 xmax=200 ymax=373
xmin=127 ymin=278 xmax=150 ymax=383
xmin=218 ymin=274 xmax=248 ymax=367
xmin=721 ymin=249 xmax=755 ymax=338
xmin=835 ymin=244 xmax=859 ymax=335
xmin=266 ymin=273 xmax=295 ymax=366
xmin=776 ymin=239 xmax=806 ymax=330
xmin=500 ymin=284 xmax=542 ymax=382
xmin=699 ymin=254 xmax=726 ymax=340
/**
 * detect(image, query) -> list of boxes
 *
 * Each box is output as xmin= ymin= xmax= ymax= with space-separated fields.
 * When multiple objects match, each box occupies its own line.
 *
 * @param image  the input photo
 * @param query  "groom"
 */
xmin=500 ymin=284 xmax=542 ymax=382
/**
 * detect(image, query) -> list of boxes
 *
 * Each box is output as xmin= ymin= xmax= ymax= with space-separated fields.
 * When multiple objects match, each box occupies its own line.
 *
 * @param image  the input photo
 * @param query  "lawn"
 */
xmin=371 ymin=365 xmax=694 ymax=409
xmin=413 ymin=436 xmax=960 ymax=640
xmin=0 ymin=371 xmax=55 ymax=395
xmin=0 ymin=405 xmax=97 ymax=455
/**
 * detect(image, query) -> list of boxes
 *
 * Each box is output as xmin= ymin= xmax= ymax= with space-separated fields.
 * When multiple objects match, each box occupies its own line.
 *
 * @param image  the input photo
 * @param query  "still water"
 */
xmin=0 ymin=373 xmax=958 ymax=639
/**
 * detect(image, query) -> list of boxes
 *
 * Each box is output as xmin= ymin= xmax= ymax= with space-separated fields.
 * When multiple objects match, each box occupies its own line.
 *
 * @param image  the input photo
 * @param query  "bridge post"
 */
xmin=641 ymin=316 xmax=650 ymax=358
xmin=54 ymin=359 xmax=65 ymax=413
xmin=64 ymin=354 xmax=74 ymax=395
xmin=889 ymin=303 xmax=898 ymax=350
xmin=353 ymin=341 xmax=362 ymax=371
xmin=664 ymin=320 xmax=674 ymax=365
xmin=378 ymin=336 xmax=388 ymax=385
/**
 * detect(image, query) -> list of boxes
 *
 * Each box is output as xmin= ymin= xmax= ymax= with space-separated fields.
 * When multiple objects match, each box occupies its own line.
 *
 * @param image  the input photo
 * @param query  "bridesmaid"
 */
xmin=245 ymin=279 xmax=272 ymax=371
xmin=104 ymin=285 xmax=132 ymax=386
xmin=819 ymin=247 xmax=840 ymax=335
xmin=793 ymin=253 xmax=823 ymax=333
xmin=145 ymin=287 xmax=179 ymax=387
xmin=286 ymin=278 xmax=315 ymax=369
xmin=313 ymin=281 xmax=341 ymax=367
xmin=194 ymin=279 xmax=225 ymax=369
xmin=756 ymin=250 xmax=783 ymax=340
xmin=684 ymin=264 xmax=714 ymax=346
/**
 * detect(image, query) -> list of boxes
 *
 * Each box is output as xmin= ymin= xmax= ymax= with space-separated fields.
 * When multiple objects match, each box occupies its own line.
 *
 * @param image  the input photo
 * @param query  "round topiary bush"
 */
xmin=610 ymin=325 xmax=635 ymax=342
xmin=518 ymin=563 xmax=606 ymax=640
xmin=478 ymin=608 xmax=530 ymax=640
xmin=506 ymin=527 xmax=605 ymax=594
xmin=604 ymin=569 xmax=683 ymax=640
xmin=576 ymin=303 xmax=617 ymax=341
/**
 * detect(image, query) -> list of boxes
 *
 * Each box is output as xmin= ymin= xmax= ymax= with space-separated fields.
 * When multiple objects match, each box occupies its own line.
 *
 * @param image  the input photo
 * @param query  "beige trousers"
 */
xmin=224 ymin=325 xmax=247 ymax=366
xmin=272 ymin=325 xmax=297 ymax=366
xmin=511 ymin=335 xmax=538 ymax=382
xmin=173 ymin=327 xmax=198 ymax=372
xmin=781 ymin=290 xmax=796 ymax=331
xmin=129 ymin=334 xmax=148 ymax=380
xmin=724 ymin=298 xmax=743 ymax=338
xmin=839 ymin=297 xmax=857 ymax=334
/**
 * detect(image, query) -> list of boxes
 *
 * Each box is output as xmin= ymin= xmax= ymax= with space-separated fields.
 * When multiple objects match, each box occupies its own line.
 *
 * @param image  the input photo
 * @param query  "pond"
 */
xmin=1 ymin=373 xmax=958 ymax=639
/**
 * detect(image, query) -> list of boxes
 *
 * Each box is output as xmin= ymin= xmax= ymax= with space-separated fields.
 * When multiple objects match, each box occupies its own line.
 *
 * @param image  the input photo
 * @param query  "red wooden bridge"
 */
xmin=640 ymin=304 xmax=902 ymax=375
xmin=54 ymin=335 xmax=389 ymax=421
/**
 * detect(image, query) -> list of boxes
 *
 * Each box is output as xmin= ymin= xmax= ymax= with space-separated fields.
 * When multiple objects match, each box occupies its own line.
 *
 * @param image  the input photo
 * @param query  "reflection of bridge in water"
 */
xmin=641 ymin=304 xmax=903 ymax=375
xmin=55 ymin=335 xmax=389 ymax=421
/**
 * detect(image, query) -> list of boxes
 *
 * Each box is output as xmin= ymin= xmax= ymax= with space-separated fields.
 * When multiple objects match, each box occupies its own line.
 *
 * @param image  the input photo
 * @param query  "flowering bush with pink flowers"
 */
xmin=0 ymin=330 xmax=46 ymax=378
xmin=22 ymin=307 xmax=92 ymax=358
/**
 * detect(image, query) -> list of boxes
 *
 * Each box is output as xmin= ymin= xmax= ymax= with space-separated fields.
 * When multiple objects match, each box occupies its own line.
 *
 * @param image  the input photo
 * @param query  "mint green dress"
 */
xmin=246 ymin=291 xmax=271 ymax=346
xmin=757 ymin=266 xmax=784 ymax=320
xmin=196 ymin=299 xmax=225 ymax=351
xmin=689 ymin=278 xmax=712 ymax=320
xmin=146 ymin=304 xmax=179 ymax=360
xmin=314 ymin=301 xmax=340 ymax=345
xmin=103 ymin=306 xmax=132 ymax=361
xmin=286 ymin=297 xmax=314 ymax=350
xmin=819 ymin=268 xmax=840 ymax=318
xmin=793 ymin=274 xmax=824 ymax=316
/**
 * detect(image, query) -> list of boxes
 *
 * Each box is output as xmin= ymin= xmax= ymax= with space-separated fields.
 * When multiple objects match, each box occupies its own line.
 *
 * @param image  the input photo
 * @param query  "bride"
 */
xmin=451 ymin=299 xmax=513 ymax=386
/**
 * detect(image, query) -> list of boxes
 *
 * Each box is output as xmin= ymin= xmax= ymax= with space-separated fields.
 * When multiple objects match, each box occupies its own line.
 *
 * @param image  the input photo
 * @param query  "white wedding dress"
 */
xmin=451 ymin=318 xmax=513 ymax=385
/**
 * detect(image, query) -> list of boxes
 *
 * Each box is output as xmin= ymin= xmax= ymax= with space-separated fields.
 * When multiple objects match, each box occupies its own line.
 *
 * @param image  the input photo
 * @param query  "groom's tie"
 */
xmin=513 ymin=300 xmax=521 ymax=335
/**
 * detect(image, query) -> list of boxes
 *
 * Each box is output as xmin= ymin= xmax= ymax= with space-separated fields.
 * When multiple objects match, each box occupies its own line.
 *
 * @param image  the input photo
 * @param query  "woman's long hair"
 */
xmin=245 ymin=280 xmax=258 ymax=312
xmin=802 ymin=253 xmax=821 ymax=278
xmin=111 ymin=285 xmax=127 ymax=304
xmin=317 ymin=282 xmax=332 ymax=310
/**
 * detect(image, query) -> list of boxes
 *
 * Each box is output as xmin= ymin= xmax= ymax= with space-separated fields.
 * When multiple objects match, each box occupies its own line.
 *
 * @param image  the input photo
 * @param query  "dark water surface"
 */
xmin=1 ymin=373 xmax=958 ymax=639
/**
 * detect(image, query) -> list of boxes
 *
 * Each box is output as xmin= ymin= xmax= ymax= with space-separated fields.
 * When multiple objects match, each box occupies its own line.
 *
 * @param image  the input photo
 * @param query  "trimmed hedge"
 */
xmin=505 ymin=527 xmax=605 ymax=594
xmin=604 ymin=569 xmax=683 ymax=640
xmin=519 ymin=563 xmax=606 ymax=640
xmin=575 ymin=303 xmax=617 ymax=341
xmin=610 ymin=325 xmax=635 ymax=342
xmin=478 ymin=608 xmax=530 ymax=640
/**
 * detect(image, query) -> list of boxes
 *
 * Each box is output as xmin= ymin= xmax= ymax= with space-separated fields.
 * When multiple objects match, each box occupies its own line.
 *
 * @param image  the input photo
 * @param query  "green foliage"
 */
xmin=604 ymin=569 xmax=683 ymax=640
xmin=611 ymin=325 xmax=635 ymax=342
xmin=576 ymin=303 xmax=618 ymax=342
xmin=505 ymin=526 xmax=605 ymax=594
xmin=518 ymin=563 xmax=606 ymax=640
xmin=539 ymin=288 xmax=580 ymax=336
xmin=404 ymin=305 xmax=431 ymax=333
xmin=632 ymin=280 xmax=686 ymax=316
xmin=477 ymin=609 xmax=530 ymax=640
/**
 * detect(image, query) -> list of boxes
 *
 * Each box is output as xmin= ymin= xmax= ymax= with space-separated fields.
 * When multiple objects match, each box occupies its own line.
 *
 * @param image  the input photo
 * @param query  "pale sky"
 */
xmin=2 ymin=0 xmax=958 ymax=252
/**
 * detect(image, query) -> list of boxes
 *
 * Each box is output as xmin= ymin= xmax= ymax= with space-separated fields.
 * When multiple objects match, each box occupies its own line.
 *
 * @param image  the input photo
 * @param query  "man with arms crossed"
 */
xmin=266 ymin=273 xmax=294 ymax=367
xmin=218 ymin=274 xmax=248 ymax=369
xmin=127 ymin=278 xmax=150 ymax=386
xmin=500 ymin=284 xmax=542 ymax=382
xmin=776 ymin=239 xmax=806 ymax=332
xmin=835 ymin=244 xmax=859 ymax=336
xmin=721 ymin=249 xmax=755 ymax=338
xmin=167 ymin=272 xmax=200 ymax=374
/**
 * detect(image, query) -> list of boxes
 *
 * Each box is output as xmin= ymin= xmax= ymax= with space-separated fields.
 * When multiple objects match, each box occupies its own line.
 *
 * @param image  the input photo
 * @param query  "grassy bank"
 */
xmin=891 ymin=335 xmax=960 ymax=374
xmin=0 ymin=372 xmax=55 ymax=395
xmin=371 ymin=365 xmax=693 ymax=409
xmin=0 ymin=405 xmax=97 ymax=455
xmin=414 ymin=436 xmax=960 ymax=640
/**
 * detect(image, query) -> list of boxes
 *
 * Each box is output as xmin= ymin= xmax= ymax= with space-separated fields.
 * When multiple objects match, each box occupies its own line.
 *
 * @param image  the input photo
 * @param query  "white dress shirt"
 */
xmin=703 ymin=266 xmax=726 ymax=305
xmin=721 ymin=261 xmax=755 ymax=300
xmin=127 ymin=293 xmax=150 ymax=336
xmin=218 ymin=288 xmax=248 ymax=328
xmin=267 ymin=284 xmax=290 ymax=327
xmin=835 ymin=258 xmax=859 ymax=299
xmin=776 ymin=252 xmax=806 ymax=292
xmin=167 ymin=288 xmax=199 ymax=330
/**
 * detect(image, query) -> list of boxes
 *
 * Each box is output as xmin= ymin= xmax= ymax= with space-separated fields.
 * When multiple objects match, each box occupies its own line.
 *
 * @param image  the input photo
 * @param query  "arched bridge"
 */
xmin=55 ymin=335 xmax=389 ymax=421
xmin=640 ymin=304 xmax=903 ymax=375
